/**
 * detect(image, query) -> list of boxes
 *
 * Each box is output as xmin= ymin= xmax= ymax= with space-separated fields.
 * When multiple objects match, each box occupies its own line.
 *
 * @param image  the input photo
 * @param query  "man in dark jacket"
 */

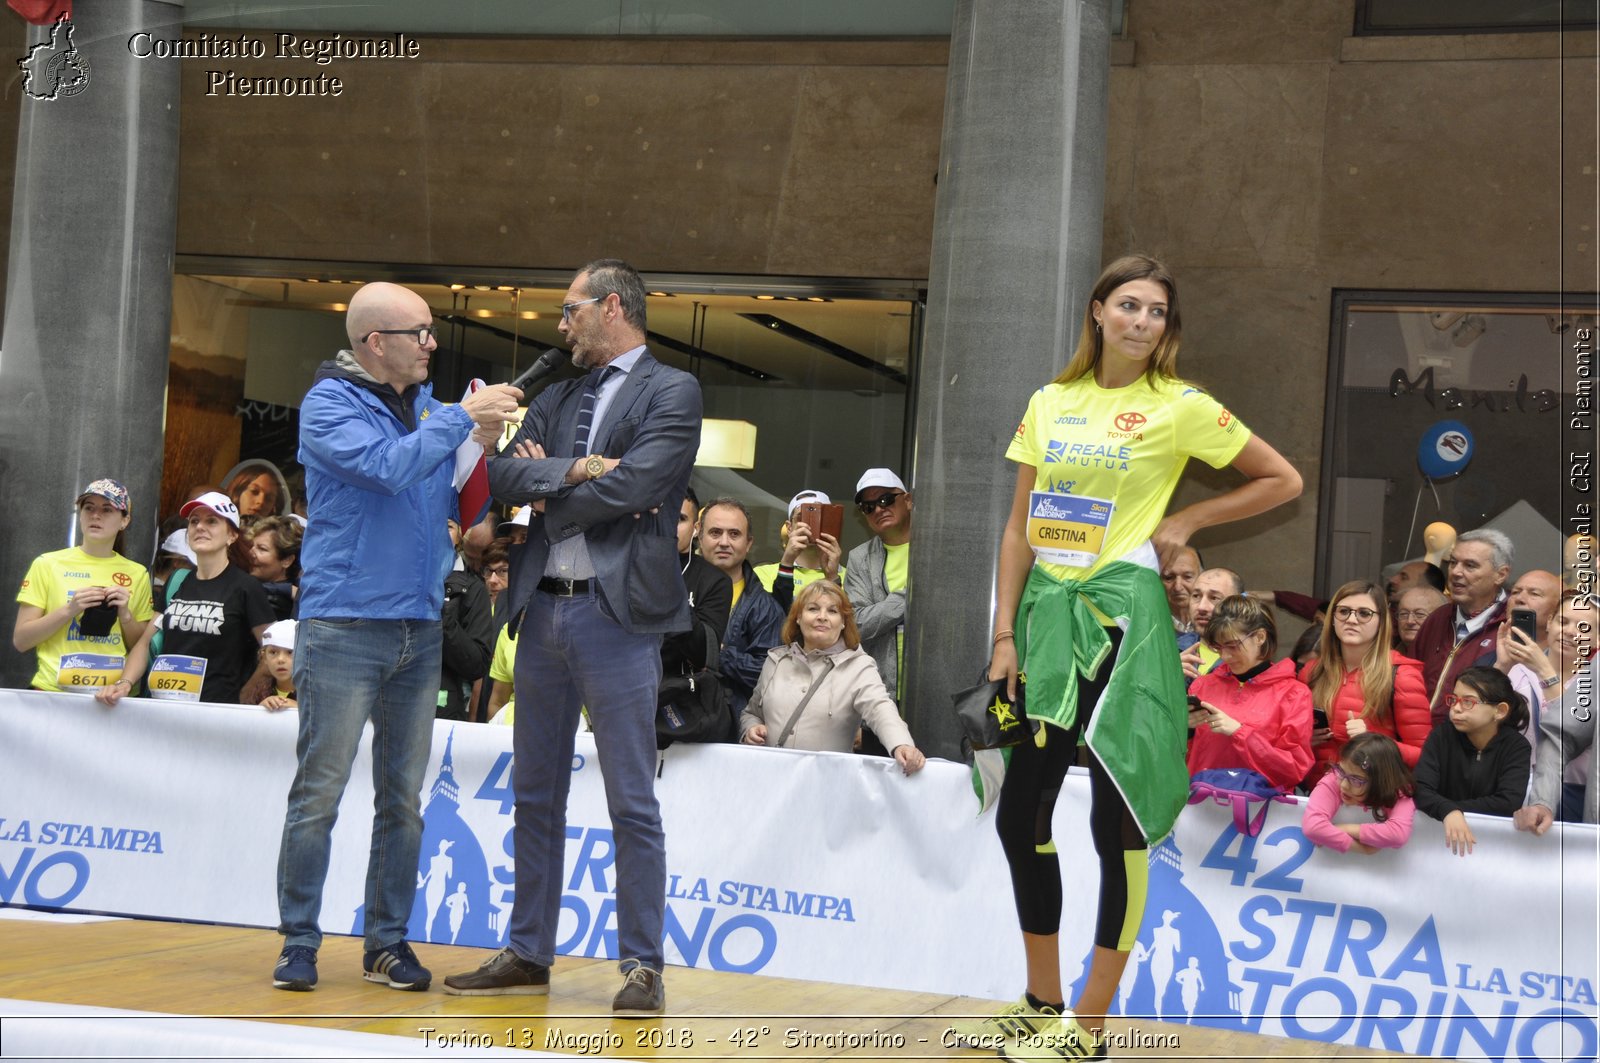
xmin=662 ymin=488 xmax=732 ymax=685
xmin=698 ymin=497 xmax=784 ymax=715
xmin=1411 ymin=528 xmax=1514 ymax=722
xmin=438 ymin=562 xmax=493 ymax=721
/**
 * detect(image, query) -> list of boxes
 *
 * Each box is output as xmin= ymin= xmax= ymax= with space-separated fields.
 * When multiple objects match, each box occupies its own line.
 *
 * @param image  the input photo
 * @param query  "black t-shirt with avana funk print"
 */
xmin=161 ymin=565 xmax=274 ymax=704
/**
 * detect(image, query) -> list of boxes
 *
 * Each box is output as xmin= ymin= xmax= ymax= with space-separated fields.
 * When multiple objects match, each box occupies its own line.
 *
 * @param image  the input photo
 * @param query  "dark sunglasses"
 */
xmin=857 ymin=492 xmax=904 ymax=514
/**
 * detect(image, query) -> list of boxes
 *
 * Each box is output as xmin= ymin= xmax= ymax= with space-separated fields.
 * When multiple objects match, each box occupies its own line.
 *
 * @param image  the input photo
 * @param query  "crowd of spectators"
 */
xmin=12 ymin=464 xmax=1597 ymax=845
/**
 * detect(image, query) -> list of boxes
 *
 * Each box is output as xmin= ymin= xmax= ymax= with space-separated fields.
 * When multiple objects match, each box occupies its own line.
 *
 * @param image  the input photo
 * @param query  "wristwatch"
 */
xmin=584 ymin=454 xmax=608 ymax=480
xmin=1541 ymin=673 xmax=1561 ymax=690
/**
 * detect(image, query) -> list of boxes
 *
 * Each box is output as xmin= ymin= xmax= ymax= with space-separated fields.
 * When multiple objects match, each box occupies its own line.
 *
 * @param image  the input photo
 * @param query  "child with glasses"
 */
xmin=1413 ymin=666 xmax=1531 ymax=856
xmin=1301 ymin=732 xmax=1415 ymax=854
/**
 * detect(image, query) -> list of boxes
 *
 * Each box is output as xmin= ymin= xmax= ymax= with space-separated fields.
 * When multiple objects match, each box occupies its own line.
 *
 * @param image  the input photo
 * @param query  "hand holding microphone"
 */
xmin=462 ymin=347 xmax=569 ymax=439
xmin=461 ymin=382 xmax=523 ymax=428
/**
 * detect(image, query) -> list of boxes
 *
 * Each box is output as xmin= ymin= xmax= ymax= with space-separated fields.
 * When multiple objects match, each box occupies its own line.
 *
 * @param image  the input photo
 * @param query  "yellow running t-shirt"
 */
xmin=488 ymin=624 xmax=518 ymax=724
xmin=16 ymin=547 xmax=154 ymax=692
xmin=1005 ymin=375 xmax=1250 ymax=581
xmin=885 ymin=542 xmax=909 ymax=698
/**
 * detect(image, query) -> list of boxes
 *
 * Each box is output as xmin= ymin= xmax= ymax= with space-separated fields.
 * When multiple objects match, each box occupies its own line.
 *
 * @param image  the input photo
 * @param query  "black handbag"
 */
xmin=951 ymin=671 xmax=1034 ymax=751
xmin=656 ymin=623 xmax=733 ymax=747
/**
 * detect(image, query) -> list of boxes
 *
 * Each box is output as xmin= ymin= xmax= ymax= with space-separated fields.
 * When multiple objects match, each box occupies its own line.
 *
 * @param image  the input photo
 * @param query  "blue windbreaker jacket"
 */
xmin=296 ymin=361 xmax=473 ymax=620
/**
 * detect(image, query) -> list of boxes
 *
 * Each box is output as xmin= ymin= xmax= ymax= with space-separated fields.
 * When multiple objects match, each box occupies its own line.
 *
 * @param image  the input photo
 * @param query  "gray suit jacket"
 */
xmin=488 ymin=350 xmax=703 ymax=635
xmin=844 ymin=535 xmax=906 ymax=700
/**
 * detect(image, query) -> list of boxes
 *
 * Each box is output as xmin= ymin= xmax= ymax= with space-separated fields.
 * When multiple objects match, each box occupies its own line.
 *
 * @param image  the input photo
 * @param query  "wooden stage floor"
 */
xmin=0 ymin=912 xmax=1433 ymax=1060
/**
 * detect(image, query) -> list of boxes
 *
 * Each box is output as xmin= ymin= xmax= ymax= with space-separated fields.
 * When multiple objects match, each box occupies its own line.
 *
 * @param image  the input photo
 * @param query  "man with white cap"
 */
xmin=752 ymin=489 xmax=845 ymax=612
xmin=844 ymin=468 xmax=913 ymax=705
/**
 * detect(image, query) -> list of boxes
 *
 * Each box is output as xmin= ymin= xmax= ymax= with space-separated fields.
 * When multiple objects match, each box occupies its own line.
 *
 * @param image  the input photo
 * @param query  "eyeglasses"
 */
xmin=857 ymin=492 xmax=904 ymax=514
xmin=363 ymin=326 xmax=436 ymax=346
xmin=1332 ymin=765 xmax=1370 ymax=790
xmin=484 ymin=565 xmax=510 ymax=578
xmin=1334 ymin=606 xmax=1379 ymax=622
xmin=1443 ymin=693 xmax=1485 ymax=710
xmin=1214 ymin=636 xmax=1259 ymax=654
xmin=1396 ymin=609 xmax=1434 ymax=622
xmin=560 ymin=296 xmax=604 ymax=323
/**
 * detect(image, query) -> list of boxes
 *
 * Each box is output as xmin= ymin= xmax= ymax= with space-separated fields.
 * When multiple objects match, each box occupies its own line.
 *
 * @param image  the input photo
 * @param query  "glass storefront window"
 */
xmin=1317 ymin=290 xmax=1594 ymax=593
xmin=167 ymin=265 xmax=917 ymax=563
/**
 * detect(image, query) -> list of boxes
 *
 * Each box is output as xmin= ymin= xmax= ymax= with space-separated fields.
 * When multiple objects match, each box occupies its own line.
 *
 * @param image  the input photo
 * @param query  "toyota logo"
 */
xmin=1114 ymin=412 xmax=1147 ymax=432
xmin=112 ymin=572 xmax=132 ymax=587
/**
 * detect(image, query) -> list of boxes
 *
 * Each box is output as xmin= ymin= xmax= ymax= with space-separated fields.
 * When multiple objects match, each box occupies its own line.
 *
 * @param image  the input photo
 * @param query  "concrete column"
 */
xmin=0 ymin=2 xmax=181 ymax=688
xmin=903 ymin=0 xmax=1111 ymax=759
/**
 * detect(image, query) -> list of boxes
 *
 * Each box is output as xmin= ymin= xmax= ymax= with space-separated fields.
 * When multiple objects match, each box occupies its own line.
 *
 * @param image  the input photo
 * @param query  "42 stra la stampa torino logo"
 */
xmin=18 ymin=13 xmax=91 ymax=101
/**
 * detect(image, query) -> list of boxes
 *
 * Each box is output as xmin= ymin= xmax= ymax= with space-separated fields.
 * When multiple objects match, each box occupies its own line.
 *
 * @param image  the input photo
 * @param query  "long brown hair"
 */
xmin=782 ymin=581 xmax=861 ymax=650
xmin=1053 ymin=253 xmax=1184 ymax=387
xmin=1307 ymin=581 xmax=1395 ymax=723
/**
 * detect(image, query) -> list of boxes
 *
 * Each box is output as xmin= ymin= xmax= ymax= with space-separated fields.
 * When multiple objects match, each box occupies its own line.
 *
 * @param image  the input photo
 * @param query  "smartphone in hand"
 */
xmin=1510 ymin=608 xmax=1538 ymax=644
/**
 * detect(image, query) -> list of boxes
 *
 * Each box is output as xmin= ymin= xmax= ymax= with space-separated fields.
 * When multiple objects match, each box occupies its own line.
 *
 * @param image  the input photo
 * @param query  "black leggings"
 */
xmin=996 ymin=631 xmax=1145 ymax=950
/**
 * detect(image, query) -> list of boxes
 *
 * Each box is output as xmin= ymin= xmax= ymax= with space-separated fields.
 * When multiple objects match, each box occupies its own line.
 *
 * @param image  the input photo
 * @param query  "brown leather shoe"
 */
xmin=612 ymin=964 xmax=665 ymax=1015
xmin=441 ymin=947 xmax=550 ymax=996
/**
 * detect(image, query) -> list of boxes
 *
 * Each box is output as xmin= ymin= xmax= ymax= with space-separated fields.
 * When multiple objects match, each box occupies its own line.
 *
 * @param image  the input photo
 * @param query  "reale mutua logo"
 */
xmin=18 ymin=13 xmax=91 ymax=101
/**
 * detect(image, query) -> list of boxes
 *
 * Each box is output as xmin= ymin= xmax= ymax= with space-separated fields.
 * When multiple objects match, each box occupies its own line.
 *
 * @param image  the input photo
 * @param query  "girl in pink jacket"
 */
xmin=1302 ymin=732 xmax=1415 ymax=854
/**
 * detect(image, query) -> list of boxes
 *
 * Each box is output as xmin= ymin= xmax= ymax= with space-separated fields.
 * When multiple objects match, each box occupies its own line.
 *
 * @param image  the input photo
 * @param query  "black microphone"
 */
xmin=508 ymin=347 xmax=571 ymax=392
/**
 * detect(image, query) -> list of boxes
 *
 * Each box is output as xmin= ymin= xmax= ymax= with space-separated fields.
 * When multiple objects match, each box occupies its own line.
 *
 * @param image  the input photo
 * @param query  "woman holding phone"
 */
xmin=968 ymin=254 xmax=1300 ymax=1061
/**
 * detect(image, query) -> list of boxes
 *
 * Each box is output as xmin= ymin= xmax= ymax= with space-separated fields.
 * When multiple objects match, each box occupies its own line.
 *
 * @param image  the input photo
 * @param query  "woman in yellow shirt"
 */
xmin=13 ymin=479 xmax=154 ymax=694
xmin=969 ymin=256 xmax=1301 ymax=1061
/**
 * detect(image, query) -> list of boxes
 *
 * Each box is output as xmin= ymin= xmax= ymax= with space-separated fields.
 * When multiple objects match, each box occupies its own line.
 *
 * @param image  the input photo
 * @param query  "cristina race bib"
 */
xmin=1026 ymin=492 xmax=1114 ymax=567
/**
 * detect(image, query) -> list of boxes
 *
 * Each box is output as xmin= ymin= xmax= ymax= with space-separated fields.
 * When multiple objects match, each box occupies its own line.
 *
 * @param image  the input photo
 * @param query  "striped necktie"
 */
xmin=572 ymin=365 xmax=617 ymax=457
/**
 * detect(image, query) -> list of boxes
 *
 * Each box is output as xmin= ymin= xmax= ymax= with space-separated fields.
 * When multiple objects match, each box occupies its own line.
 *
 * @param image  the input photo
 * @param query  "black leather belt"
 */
xmin=537 ymin=576 xmax=593 ymax=596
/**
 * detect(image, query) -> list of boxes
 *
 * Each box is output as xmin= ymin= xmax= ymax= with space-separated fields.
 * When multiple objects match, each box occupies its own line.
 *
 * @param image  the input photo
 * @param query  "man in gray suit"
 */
xmin=844 ymin=467 xmax=912 ymax=704
xmin=442 ymin=259 xmax=701 ymax=1015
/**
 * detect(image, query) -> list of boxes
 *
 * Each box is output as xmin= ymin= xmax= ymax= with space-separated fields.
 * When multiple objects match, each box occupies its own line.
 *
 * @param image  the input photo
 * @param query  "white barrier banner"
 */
xmin=0 ymin=690 xmax=1594 ymax=1061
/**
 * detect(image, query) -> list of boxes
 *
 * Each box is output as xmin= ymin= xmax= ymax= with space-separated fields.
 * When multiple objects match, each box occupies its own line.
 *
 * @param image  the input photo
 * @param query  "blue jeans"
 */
xmin=276 ymin=618 xmax=441 ymax=952
xmin=510 ymin=589 xmax=665 ymax=970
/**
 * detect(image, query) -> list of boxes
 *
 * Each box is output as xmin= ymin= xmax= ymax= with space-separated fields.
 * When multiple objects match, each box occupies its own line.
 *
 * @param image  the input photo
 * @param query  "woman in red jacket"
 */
xmin=1188 ymin=595 xmax=1315 ymax=791
xmin=1301 ymin=580 xmax=1432 ymax=786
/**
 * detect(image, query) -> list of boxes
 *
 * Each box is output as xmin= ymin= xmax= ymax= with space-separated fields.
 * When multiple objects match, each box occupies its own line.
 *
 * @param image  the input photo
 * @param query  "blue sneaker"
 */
xmin=272 ymin=945 xmax=318 ymax=991
xmin=363 ymin=940 xmax=431 ymax=991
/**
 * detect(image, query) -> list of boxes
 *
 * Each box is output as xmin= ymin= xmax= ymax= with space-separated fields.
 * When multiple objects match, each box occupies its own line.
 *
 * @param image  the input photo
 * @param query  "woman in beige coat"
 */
xmin=739 ymin=581 xmax=926 ymax=775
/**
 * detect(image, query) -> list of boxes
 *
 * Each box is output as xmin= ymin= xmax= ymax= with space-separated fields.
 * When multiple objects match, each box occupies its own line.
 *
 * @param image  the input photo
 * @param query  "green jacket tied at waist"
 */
xmin=1017 ymin=558 xmax=1189 ymax=845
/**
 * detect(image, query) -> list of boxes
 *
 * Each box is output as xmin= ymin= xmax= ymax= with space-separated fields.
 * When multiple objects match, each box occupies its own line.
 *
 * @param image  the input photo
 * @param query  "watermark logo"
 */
xmin=18 ymin=14 xmax=91 ymax=101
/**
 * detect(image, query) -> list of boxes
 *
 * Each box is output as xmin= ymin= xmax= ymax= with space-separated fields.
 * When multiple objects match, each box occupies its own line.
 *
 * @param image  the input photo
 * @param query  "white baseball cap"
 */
xmin=498 ymin=506 xmax=532 ymax=534
xmin=854 ymin=468 xmax=907 ymax=502
xmin=261 ymin=619 xmax=297 ymax=650
xmin=179 ymin=491 xmax=241 ymax=529
xmin=159 ymin=529 xmax=197 ymax=564
xmin=785 ymin=490 xmax=830 ymax=519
